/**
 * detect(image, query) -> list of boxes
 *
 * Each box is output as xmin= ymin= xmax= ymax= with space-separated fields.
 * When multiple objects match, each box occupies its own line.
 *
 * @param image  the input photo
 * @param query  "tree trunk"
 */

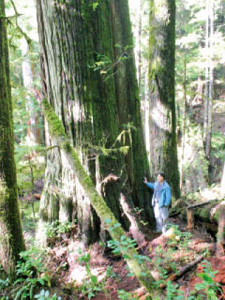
xmin=21 ymin=41 xmax=42 ymax=146
xmin=137 ymin=0 xmax=143 ymax=86
xmin=148 ymin=0 xmax=180 ymax=198
xmin=203 ymin=0 xmax=209 ymax=148
xmin=41 ymin=98 xmax=160 ymax=294
xmin=221 ymin=161 xmax=225 ymax=195
xmin=203 ymin=0 xmax=214 ymax=165
xmin=36 ymin=0 xmax=152 ymax=244
xmin=0 ymin=0 xmax=25 ymax=277
xmin=180 ymin=49 xmax=187 ymax=193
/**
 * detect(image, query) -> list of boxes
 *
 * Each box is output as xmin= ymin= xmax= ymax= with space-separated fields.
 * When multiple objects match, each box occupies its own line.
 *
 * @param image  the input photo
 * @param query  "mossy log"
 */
xmin=192 ymin=200 xmax=222 ymax=225
xmin=186 ymin=199 xmax=220 ymax=229
xmin=185 ymin=199 xmax=225 ymax=246
xmin=41 ymin=99 xmax=160 ymax=295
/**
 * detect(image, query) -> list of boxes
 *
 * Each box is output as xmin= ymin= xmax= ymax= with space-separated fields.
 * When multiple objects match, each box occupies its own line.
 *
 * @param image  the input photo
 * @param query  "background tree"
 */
xmin=221 ymin=160 xmax=225 ymax=195
xmin=129 ymin=0 xmax=151 ymax=162
xmin=175 ymin=0 xmax=225 ymax=193
xmin=0 ymin=0 xmax=25 ymax=277
xmin=148 ymin=0 xmax=180 ymax=198
xmin=36 ymin=0 xmax=152 ymax=244
xmin=203 ymin=0 xmax=214 ymax=169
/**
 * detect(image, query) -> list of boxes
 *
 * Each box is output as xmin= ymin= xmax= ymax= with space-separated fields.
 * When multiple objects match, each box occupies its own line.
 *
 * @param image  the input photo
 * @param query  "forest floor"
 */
xmin=41 ymin=216 xmax=225 ymax=300
xmin=20 ymin=187 xmax=225 ymax=300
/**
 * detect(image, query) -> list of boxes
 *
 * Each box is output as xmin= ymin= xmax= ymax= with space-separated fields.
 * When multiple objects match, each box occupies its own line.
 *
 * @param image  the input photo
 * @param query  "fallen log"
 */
xmin=186 ymin=200 xmax=225 ymax=259
xmin=186 ymin=199 xmax=223 ymax=230
xmin=187 ymin=199 xmax=222 ymax=210
xmin=159 ymin=255 xmax=204 ymax=288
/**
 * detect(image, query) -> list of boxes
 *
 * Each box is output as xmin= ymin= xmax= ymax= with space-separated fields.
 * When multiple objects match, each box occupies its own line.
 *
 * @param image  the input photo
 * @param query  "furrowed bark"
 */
xmin=36 ymin=0 xmax=153 ymax=243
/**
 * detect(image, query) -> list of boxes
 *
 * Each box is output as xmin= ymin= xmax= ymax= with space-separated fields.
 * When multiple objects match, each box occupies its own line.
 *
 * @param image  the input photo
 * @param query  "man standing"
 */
xmin=143 ymin=173 xmax=171 ymax=234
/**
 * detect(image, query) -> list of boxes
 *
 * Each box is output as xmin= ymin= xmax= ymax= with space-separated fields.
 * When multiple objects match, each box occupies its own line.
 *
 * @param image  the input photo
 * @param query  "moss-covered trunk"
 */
xmin=0 ymin=0 xmax=25 ymax=277
xmin=148 ymin=0 xmax=180 ymax=198
xmin=36 ymin=0 xmax=152 ymax=244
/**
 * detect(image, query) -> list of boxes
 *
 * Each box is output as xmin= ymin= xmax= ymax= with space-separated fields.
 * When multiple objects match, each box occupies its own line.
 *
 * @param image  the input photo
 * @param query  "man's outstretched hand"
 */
xmin=143 ymin=177 xmax=147 ymax=184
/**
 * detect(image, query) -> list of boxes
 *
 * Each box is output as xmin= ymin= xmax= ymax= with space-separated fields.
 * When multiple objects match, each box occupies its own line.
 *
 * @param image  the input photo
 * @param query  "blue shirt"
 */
xmin=145 ymin=180 xmax=171 ymax=208
xmin=152 ymin=181 xmax=165 ymax=205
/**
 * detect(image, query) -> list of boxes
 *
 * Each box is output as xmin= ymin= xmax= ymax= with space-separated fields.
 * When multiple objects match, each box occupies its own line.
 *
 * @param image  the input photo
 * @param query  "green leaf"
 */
xmin=90 ymin=275 xmax=98 ymax=284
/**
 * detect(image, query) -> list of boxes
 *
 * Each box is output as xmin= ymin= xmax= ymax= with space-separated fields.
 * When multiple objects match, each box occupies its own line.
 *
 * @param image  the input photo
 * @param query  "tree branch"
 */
xmin=9 ymin=0 xmax=32 ymax=49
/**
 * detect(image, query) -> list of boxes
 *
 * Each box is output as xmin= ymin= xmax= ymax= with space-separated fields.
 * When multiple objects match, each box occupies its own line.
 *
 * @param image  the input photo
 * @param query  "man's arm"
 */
xmin=143 ymin=177 xmax=155 ymax=190
xmin=164 ymin=186 xmax=171 ymax=206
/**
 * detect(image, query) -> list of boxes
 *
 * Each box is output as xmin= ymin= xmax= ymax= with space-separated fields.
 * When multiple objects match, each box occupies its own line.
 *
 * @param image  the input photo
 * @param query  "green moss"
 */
xmin=42 ymin=99 xmax=66 ymax=138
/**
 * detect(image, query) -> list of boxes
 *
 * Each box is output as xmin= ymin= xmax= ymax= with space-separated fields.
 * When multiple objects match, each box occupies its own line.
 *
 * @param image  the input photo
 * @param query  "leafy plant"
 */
xmin=165 ymin=281 xmax=185 ymax=300
xmin=163 ymin=261 xmax=222 ymax=300
xmin=88 ymin=53 xmax=111 ymax=73
xmin=46 ymin=221 xmax=74 ymax=238
xmin=106 ymin=266 xmax=118 ymax=279
xmin=117 ymin=289 xmax=138 ymax=300
xmin=34 ymin=289 xmax=61 ymax=300
xmin=153 ymin=246 xmax=171 ymax=284
xmin=77 ymin=249 xmax=102 ymax=299
xmin=167 ymin=224 xmax=192 ymax=249
xmin=0 ymin=277 xmax=10 ymax=289
xmin=106 ymin=219 xmax=151 ymax=278
xmin=194 ymin=261 xmax=221 ymax=300
xmin=12 ymin=247 xmax=51 ymax=300
xmin=107 ymin=235 xmax=137 ymax=256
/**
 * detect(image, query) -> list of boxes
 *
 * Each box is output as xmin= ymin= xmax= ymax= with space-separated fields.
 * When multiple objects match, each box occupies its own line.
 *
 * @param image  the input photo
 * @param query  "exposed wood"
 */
xmin=119 ymin=193 xmax=146 ymax=247
xmin=187 ymin=209 xmax=194 ymax=229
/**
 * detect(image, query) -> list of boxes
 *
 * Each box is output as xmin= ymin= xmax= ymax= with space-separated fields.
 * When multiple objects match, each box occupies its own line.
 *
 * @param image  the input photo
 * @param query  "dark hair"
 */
xmin=158 ymin=172 xmax=165 ymax=179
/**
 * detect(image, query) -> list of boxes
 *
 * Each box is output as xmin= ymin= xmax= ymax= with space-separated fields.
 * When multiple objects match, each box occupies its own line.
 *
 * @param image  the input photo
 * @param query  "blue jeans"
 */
xmin=153 ymin=203 xmax=169 ymax=234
